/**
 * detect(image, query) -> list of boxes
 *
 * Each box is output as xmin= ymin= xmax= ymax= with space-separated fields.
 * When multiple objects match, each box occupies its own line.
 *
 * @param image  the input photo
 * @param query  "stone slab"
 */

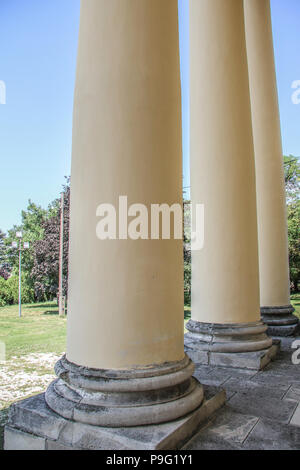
xmin=186 ymin=347 xmax=279 ymax=370
xmin=222 ymin=377 xmax=287 ymax=399
xmin=200 ymin=407 xmax=259 ymax=445
xmin=209 ymin=348 xmax=273 ymax=370
xmin=276 ymin=350 xmax=293 ymax=361
xmin=228 ymin=390 xmax=298 ymax=424
xmin=263 ymin=357 xmax=300 ymax=375
xmin=186 ymin=350 xmax=209 ymax=365
xmin=272 ymin=335 xmax=300 ymax=352
xmin=46 ymin=440 xmax=75 ymax=450
xmin=183 ymin=407 xmax=259 ymax=450
xmin=5 ymin=426 xmax=46 ymax=450
xmin=193 ymin=367 xmax=231 ymax=387
xmin=4 ymin=387 xmax=226 ymax=450
xmin=7 ymin=393 xmax=68 ymax=441
xmin=243 ymin=418 xmax=300 ymax=450
xmin=249 ymin=371 xmax=294 ymax=390
xmin=290 ymin=403 xmax=300 ymax=427
xmin=283 ymin=387 xmax=300 ymax=403
xmin=268 ymin=341 xmax=281 ymax=360
xmin=215 ymin=367 xmax=258 ymax=379
xmin=183 ymin=430 xmax=242 ymax=450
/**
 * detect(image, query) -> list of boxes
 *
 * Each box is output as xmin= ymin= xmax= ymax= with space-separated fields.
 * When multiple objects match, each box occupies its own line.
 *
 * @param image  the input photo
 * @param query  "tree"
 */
xmin=0 ymin=229 xmax=7 ymax=266
xmin=31 ymin=181 xmax=70 ymax=301
xmin=284 ymin=156 xmax=300 ymax=292
xmin=0 ymin=229 xmax=5 ymax=262
xmin=0 ymin=178 xmax=70 ymax=306
xmin=0 ymin=266 xmax=9 ymax=280
xmin=284 ymin=155 xmax=300 ymax=201
xmin=183 ymin=200 xmax=191 ymax=305
xmin=0 ymin=230 xmax=10 ymax=279
xmin=2 ymin=201 xmax=48 ymax=301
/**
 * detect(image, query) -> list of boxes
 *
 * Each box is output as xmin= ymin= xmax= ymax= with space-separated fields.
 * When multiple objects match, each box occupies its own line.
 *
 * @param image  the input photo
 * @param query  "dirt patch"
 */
xmin=0 ymin=352 xmax=62 ymax=449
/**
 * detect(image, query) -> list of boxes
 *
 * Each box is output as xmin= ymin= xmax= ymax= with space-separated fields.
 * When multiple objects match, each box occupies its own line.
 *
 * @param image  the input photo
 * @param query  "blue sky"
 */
xmin=0 ymin=0 xmax=299 ymax=232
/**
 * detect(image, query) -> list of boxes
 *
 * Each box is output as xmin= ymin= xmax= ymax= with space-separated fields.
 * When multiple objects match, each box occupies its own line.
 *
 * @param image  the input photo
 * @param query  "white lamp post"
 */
xmin=12 ymin=232 xmax=29 ymax=318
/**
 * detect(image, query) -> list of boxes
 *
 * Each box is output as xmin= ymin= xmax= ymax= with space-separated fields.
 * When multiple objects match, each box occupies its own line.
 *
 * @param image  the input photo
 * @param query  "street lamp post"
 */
xmin=12 ymin=232 xmax=29 ymax=318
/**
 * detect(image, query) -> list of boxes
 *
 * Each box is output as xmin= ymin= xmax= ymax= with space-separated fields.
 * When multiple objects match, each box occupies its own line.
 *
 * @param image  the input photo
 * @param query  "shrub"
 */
xmin=184 ymin=261 xmax=191 ymax=306
xmin=0 ymin=274 xmax=35 ymax=306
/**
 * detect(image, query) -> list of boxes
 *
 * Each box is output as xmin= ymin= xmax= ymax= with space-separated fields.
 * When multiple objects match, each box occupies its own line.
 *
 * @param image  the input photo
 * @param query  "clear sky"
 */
xmin=0 ymin=0 xmax=299 ymax=232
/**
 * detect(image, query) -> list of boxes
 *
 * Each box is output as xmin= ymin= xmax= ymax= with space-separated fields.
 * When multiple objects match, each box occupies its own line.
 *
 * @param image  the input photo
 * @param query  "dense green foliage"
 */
xmin=284 ymin=156 xmax=300 ymax=292
xmin=183 ymin=201 xmax=191 ymax=305
xmin=31 ymin=184 xmax=69 ymax=300
xmin=0 ymin=275 xmax=35 ymax=307
xmin=0 ymin=179 xmax=69 ymax=305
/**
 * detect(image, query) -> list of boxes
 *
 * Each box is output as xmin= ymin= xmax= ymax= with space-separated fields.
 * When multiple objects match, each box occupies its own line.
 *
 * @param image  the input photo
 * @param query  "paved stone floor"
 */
xmin=183 ymin=336 xmax=300 ymax=450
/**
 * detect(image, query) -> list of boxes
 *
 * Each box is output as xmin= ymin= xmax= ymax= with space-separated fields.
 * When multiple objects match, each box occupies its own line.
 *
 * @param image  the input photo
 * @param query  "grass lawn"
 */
xmin=0 ymin=302 xmax=67 ymax=360
xmin=0 ymin=301 xmax=67 ymax=449
xmin=184 ymin=306 xmax=191 ymax=331
xmin=291 ymin=293 xmax=300 ymax=319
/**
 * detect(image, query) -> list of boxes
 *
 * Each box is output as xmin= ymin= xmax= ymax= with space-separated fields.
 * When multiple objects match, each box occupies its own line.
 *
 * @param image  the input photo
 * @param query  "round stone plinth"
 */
xmin=261 ymin=305 xmax=299 ymax=337
xmin=45 ymin=355 xmax=204 ymax=428
xmin=185 ymin=320 xmax=272 ymax=353
xmin=184 ymin=320 xmax=277 ymax=370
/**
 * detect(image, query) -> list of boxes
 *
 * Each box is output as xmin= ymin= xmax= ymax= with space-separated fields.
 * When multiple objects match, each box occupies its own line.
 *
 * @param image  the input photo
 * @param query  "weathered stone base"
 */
xmin=4 ymin=387 xmax=226 ymax=450
xmin=185 ymin=341 xmax=280 ymax=370
xmin=43 ymin=354 xmax=206 ymax=428
xmin=185 ymin=320 xmax=280 ymax=370
xmin=261 ymin=305 xmax=299 ymax=337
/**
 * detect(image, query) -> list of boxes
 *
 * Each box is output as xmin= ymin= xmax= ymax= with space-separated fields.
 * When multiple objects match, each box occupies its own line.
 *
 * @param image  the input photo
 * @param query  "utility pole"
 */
xmin=18 ymin=240 xmax=22 ymax=318
xmin=58 ymin=192 xmax=65 ymax=316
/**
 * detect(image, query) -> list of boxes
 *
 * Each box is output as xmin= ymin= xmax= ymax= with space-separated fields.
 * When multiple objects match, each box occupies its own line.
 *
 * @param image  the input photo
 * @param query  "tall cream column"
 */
xmin=185 ymin=0 xmax=277 ymax=370
xmin=47 ymin=0 xmax=205 ymax=427
xmin=65 ymin=0 xmax=185 ymax=370
xmin=244 ymin=0 xmax=298 ymax=336
xmin=5 ymin=0 xmax=226 ymax=451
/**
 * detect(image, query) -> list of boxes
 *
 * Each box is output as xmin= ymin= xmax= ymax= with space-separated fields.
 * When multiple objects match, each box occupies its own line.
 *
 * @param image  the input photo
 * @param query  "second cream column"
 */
xmin=244 ymin=0 xmax=299 ymax=336
xmin=185 ymin=0 xmax=276 ymax=370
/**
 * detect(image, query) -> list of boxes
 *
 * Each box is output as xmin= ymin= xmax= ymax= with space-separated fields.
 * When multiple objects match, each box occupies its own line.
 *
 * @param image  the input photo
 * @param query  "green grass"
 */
xmin=0 ymin=302 xmax=67 ymax=360
xmin=184 ymin=306 xmax=191 ymax=332
xmin=0 ymin=301 xmax=67 ymax=449
xmin=291 ymin=293 xmax=300 ymax=319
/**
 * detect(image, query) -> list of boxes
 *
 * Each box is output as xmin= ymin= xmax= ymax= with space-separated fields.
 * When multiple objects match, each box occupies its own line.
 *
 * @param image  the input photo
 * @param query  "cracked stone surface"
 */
xmin=184 ymin=336 xmax=300 ymax=450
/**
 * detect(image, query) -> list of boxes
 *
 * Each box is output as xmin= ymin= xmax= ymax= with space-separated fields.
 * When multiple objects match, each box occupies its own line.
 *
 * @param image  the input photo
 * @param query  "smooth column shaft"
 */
xmin=67 ymin=0 xmax=184 ymax=369
xmin=244 ymin=0 xmax=290 ymax=308
xmin=190 ymin=0 xmax=260 ymax=324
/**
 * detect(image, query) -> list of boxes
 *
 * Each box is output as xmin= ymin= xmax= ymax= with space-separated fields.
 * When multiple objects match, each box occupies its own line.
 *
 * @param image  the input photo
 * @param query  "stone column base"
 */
xmin=184 ymin=320 xmax=280 ymax=370
xmin=261 ymin=305 xmax=299 ymax=337
xmin=4 ymin=354 xmax=226 ymax=450
xmin=4 ymin=389 xmax=225 ymax=450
